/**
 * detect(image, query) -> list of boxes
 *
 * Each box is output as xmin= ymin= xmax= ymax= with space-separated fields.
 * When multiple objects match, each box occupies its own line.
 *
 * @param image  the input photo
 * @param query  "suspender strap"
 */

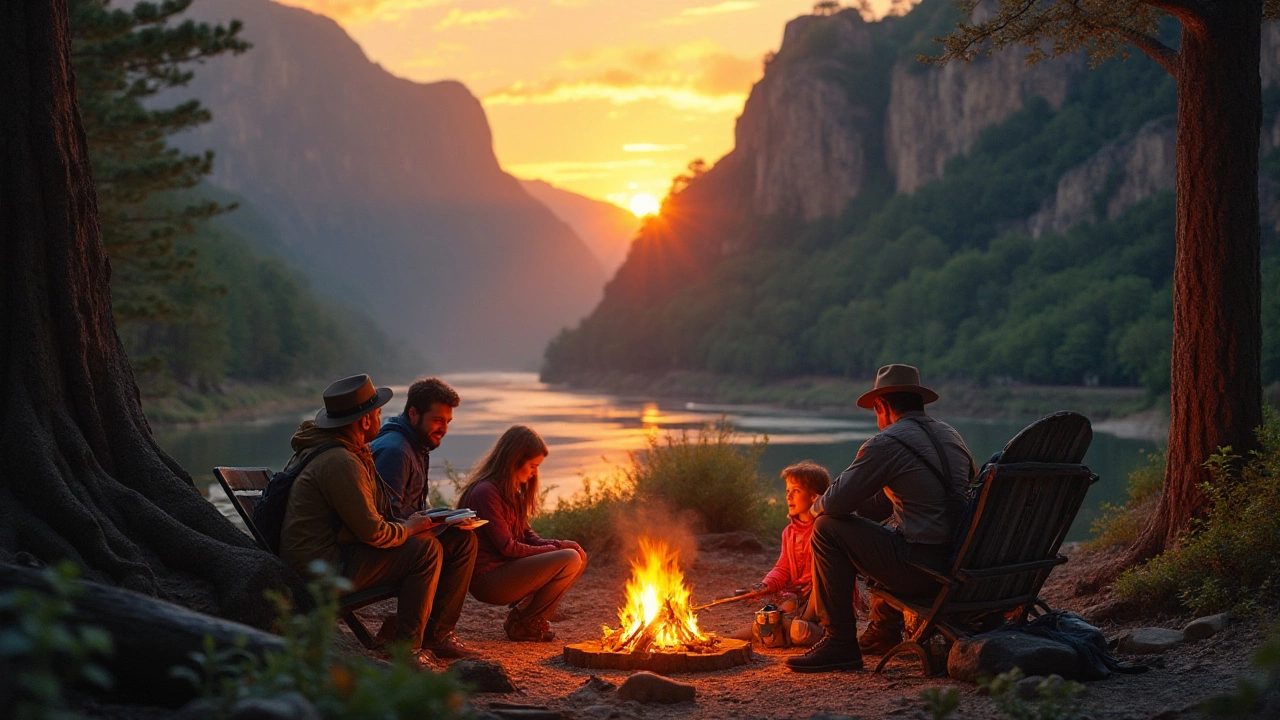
xmin=883 ymin=420 xmax=955 ymax=500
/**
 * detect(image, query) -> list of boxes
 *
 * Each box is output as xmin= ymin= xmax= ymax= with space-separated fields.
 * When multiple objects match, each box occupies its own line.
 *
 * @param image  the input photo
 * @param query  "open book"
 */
xmin=425 ymin=508 xmax=477 ymax=524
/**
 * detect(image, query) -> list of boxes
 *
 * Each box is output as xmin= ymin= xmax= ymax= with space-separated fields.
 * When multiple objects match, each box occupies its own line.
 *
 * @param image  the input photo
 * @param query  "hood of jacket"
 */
xmin=290 ymin=420 xmax=371 ymax=462
xmin=380 ymin=413 xmax=425 ymax=456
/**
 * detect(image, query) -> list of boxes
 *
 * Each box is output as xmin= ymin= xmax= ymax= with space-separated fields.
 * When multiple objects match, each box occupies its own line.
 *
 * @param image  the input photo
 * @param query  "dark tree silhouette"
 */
xmin=937 ymin=0 xmax=1276 ymax=566
xmin=0 ymin=0 xmax=304 ymax=629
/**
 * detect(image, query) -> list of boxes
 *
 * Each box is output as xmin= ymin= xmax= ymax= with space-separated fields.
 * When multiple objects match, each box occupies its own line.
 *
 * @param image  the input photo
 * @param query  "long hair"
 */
xmin=458 ymin=425 xmax=548 ymax=524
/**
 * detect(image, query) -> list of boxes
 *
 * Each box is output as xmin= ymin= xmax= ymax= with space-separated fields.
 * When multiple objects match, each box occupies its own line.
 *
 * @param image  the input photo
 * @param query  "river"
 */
xmin=157 ymin=372 xmax=1160 ymax=541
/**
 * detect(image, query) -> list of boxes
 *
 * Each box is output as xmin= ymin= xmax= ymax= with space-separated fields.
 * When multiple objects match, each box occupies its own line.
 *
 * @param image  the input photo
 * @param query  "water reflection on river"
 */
xmin=156 ymin=372 xmax=1159 ymax=541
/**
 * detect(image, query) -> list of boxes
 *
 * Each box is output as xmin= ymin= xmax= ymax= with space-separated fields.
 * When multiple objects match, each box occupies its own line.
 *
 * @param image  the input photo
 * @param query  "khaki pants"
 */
xmin=341 ymin=534 xmax=449 ymax=645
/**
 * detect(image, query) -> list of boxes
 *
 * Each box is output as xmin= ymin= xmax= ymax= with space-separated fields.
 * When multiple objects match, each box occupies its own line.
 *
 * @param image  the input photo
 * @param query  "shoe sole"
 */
xmin=786 ymin=660 xmax=865 ymax=673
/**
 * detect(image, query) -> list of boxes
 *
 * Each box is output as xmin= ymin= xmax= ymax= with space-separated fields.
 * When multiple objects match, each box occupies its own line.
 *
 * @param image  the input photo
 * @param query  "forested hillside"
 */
xmin=71 ymin=0 xmax=416 ymax=396
xmin=543 ymin=0 xmax=1280 ymax=394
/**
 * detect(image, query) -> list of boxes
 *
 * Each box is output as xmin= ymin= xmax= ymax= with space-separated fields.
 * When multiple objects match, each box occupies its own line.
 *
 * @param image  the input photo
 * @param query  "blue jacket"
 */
xmin=370 ymin=413 xmax=430 ymax=520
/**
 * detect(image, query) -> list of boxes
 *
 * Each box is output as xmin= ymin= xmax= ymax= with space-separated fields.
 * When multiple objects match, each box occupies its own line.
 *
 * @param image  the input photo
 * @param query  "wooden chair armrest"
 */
xmin=902 ymin=559 xmax=954 ymax=585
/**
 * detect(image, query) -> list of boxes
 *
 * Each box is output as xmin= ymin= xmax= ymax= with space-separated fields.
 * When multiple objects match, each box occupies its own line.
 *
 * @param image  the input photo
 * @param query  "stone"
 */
xmin=567 ymin=675 xmax=617 ymax=703
xmin=696 ymin=531 xmax=764 ymax=554
xmin=616 ymin=671 xmax=696 ymax=704
xmin=487 ymin=704 xmax=563 ymax=720
xmin=948 ymin=632 xmax=1084 ymax=682
xmin=450 ymin=658 xmax=516 ymax=693
xmin=1183 ymin=612 xmax=1234 ymax=641
xmin=1117 ymin=628 xmax=1185 ymax=654
xmin=227 ymin=693 xmax=321 ymax=720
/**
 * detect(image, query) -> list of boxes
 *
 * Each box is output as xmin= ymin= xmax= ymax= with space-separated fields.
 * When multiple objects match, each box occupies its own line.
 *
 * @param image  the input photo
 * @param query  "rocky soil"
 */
xmin=341 ymin=540 xmax=1272 ymax=720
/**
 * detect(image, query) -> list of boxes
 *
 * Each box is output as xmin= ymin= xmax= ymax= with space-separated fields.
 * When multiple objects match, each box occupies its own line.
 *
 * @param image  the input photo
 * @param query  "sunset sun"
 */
xmin=629 ymin=193 xmax=660 ymax=217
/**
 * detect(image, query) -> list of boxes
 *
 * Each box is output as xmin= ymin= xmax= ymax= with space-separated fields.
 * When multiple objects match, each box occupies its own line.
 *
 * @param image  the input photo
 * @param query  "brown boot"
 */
xmin=504 ymin=608 xmax=555 ymax=642
xmin=857 ymin=622 xmax=903 ymax=655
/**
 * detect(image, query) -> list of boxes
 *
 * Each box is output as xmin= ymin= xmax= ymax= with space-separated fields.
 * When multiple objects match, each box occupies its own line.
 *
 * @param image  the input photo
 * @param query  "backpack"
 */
xmin=253 ymin=443 xmax=341 ymax=555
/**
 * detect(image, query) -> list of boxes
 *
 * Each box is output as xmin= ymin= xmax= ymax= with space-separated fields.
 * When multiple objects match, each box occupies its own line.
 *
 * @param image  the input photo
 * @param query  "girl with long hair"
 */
xmin=457 ymin=425 xmax=586 ymax=641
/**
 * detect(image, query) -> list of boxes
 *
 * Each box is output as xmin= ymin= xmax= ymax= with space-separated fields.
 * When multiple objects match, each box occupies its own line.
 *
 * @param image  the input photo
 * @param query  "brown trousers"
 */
xmin=342 ymin=527 xmax=477 ymax=645
xmin=470 ymin=548 xmax=586 ymax=624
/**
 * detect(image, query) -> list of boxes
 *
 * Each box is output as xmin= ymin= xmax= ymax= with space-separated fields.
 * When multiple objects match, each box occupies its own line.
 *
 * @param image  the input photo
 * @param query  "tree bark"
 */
xmin=1128 ymin=0 xmax=1264 ymax=562
xmin=0 ymin=0 xmax=306 ymax=628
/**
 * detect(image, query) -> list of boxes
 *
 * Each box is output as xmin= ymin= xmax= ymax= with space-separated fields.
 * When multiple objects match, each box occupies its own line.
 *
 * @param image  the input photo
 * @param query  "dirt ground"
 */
xmin=340 ymin=540 xmax=1272 ymax=720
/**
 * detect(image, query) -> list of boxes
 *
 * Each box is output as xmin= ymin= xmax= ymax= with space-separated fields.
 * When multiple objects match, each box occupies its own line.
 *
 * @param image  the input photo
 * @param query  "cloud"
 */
xmin=485 ymin=80 xmax=747 ymax=114
xmin=277 ymin=0 xmax=453 ymax=23
xmin=680 ymin=1 xmax=758 ymax=17
xmin=434 ymin=6 xmax=524 ymax=30
xmin=623 ymin=143 xmax=688 ymax=153
xmin=489 ymin=41 xmax=759 ymax=115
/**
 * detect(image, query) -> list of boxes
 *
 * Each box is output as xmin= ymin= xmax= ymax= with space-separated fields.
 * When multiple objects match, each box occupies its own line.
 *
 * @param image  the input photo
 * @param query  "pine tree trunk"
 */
xmin=0 ymin=0 xmax=306 ymax=629
xmin=1128 ymin=0 xmax=1264 ymax=562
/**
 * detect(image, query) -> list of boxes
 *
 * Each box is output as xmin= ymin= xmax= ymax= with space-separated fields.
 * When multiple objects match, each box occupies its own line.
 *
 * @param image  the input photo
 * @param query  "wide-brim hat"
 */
xmin=314 ymin=374 xmax=393 ymax=428
xmin=856 ymin=364 xmax=940 ymax=409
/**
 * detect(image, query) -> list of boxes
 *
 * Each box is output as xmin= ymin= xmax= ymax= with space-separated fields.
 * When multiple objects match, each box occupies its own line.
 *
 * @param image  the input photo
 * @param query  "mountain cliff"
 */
xmin=173 ymin=0 xmax=604 ymax=369
xmin=543 ymin=0 xmax=1280 ymax=391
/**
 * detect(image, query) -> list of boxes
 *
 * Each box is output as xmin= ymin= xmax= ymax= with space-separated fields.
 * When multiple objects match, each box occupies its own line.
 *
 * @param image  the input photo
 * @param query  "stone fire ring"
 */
xmin=563 ymin=638 xmax=753 ymax=674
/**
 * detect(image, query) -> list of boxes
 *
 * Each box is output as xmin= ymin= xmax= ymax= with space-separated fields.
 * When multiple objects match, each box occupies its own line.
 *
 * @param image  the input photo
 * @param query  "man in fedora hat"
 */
xmin=787 ymin=364 xmax=976 ymax=673
xmin=279 ymin=374 xmax=463 ymax=668
xmin=370 ymin=377 xmax=479 ymax=659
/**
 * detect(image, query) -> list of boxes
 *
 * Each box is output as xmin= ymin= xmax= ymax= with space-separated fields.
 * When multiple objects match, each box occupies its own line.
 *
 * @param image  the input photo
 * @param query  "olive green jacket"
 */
xmin=279 ymin=421 xmax=408 ymax=577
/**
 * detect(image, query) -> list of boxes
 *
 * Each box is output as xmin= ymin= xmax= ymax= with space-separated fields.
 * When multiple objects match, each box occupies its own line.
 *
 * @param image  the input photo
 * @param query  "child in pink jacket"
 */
xmin=734 ymin=461 xmax=831 ymax=647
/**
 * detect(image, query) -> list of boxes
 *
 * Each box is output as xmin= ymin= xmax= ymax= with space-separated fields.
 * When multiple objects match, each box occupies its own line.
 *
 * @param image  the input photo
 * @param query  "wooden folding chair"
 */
xmin=214 ymin=467 xmax=397 ymax=649
xmin=870 ymin=411 xmax=1098 ymax=676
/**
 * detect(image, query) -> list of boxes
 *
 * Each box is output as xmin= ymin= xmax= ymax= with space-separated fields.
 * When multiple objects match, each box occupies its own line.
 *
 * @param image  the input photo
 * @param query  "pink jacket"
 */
xmin=762 ymin=515 xmax=815 ymax=594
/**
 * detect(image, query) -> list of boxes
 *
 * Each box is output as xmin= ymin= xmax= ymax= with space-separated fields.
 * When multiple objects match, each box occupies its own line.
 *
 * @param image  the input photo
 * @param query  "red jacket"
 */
xmin=459 ymin=480 xmax=559 ymax=581
xmin=762 ymin=515 xmax=815 ymax=594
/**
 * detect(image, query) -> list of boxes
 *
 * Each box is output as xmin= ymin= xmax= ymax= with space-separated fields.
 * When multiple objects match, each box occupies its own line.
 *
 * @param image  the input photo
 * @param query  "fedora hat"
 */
xmin=314 ymin=374 xmax=393 ymax=428
xmin=856 ymin=364 xmax=939 ymax=409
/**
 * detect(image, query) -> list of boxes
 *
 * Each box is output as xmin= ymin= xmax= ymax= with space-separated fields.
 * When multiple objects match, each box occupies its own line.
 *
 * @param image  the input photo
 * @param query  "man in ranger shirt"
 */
xmin=278 ymin=375 xmax=468 ymax=669
xmin=370 ymin=377 xmax=477 ymax=659
xmin=786 ymin=365 xmax=977 ymax=673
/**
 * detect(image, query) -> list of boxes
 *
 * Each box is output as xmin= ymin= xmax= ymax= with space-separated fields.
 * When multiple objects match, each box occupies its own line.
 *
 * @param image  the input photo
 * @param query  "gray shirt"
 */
xmin=812 ymin=411 xmax=977 ymax=545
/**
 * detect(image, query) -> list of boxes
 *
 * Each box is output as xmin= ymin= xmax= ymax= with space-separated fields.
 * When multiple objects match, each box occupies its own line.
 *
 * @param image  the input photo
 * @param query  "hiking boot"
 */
xmin=375 ymin=615 xmax=397 ymax=646
xmin=858 ymin=622 xmax=903 ymax=655
xmin=404 ymin=648 xmax=445 ymax=672
xmin=422 ymin=631 xmax=481 ymax=659
xmin=504 ymin=608 xmax=555 ymax=642
xmin=784 ymin=632 xmax=864 ymax=673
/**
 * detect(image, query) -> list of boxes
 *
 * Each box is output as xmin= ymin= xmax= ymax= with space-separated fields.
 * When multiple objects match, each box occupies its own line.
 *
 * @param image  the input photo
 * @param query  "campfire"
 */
xmin=563 ymin=537 xmax=752 ymax=673
xmin=601 ymin=537 xmax=717 ymax=654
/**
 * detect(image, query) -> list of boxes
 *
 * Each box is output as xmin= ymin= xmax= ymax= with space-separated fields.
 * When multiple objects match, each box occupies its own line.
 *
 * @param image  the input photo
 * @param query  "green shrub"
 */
xmin=1115 ymin=410 xmax=1280 ymax=614
xmin=983 ymin=668 xmax=1086 ymax=720
xmin=533 ymin=474 xmax=636 ymax=553
xmin=1087 ymin=449 xmax=1165 ymax=549
xmin=0 ymin=562 xmax=114 ymax=720
xmin=629 ymin=420 xmax=771 ymax=534
xmin=533 ymin=419 xmax=775 ymax=549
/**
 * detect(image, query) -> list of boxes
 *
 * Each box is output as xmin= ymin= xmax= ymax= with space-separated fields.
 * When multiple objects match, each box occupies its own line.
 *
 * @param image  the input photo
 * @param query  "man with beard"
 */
xmin=371 ymin=377 xmax=479 ymax=659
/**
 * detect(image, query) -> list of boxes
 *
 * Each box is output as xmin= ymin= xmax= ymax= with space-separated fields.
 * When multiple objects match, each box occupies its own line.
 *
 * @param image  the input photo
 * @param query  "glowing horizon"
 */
xmin=273 ymin=0 xmax=911 ymax=210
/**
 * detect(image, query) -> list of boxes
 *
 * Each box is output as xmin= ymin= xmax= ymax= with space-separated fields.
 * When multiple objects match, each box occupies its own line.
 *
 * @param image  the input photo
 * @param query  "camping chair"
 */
xmin=869 ymin=411 xmax=1098 ymax=676
xmin=214 ymin=467 xmax=397 ymax=649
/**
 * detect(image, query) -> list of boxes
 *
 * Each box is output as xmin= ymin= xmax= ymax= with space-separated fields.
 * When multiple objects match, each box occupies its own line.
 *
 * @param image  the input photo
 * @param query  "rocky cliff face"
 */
xmin=1027 ymin=117 xmax=1176 ymax=237
xmin=885 ymin=49 xmax=1082 ymax=194
xmin=174 ymin=0 xmax=604 ymax=369
xmin=732 ymin=13 xmax=877 ymax=222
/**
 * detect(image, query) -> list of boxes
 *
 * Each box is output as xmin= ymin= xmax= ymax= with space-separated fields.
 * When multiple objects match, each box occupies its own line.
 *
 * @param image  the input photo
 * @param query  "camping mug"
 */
xmin=755 ymin=605 xmax=782 ymax=626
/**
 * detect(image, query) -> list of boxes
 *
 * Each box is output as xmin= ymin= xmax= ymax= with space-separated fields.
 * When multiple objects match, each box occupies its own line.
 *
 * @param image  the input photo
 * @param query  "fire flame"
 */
xmin=601 ymin=537 xmax=715 ymax=653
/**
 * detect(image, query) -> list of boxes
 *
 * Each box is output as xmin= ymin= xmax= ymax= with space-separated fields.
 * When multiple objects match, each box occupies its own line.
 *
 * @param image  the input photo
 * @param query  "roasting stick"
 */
xmin=691 ymin=588 xmax=771 ymax=612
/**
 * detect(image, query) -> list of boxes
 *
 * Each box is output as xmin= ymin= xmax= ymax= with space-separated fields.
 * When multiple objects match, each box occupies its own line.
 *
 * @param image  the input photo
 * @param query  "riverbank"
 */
xmin=552 ymin=371 xmax=1171 ymax=441
xmin=142 ymin=381 xmax=326 ymax=428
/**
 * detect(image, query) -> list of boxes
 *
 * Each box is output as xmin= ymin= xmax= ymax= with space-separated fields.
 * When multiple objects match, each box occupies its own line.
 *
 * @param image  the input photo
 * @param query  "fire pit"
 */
xmin=563 ymin=538 xmax=753 ymax=673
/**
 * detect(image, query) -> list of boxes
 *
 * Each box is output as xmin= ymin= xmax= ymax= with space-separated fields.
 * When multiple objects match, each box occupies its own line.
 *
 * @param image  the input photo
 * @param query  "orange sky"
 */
xmin=274 ymin=0 xmax=906 ymax=211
